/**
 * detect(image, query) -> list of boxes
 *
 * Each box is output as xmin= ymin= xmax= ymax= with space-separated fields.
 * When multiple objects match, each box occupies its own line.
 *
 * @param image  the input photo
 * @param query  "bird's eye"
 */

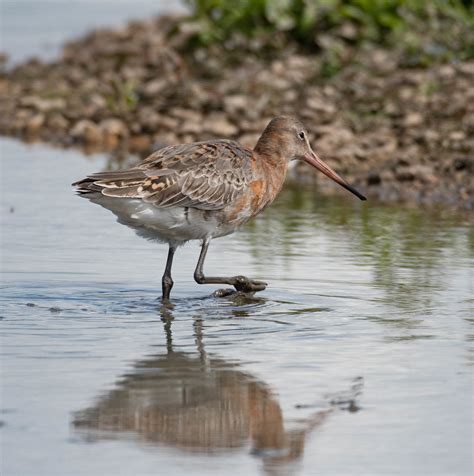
xmin=298 ymin=131 xmax=305 ymax=140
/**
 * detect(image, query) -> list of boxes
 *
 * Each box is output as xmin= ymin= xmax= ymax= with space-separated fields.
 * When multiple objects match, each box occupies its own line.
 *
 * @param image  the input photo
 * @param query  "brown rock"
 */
xmin=100 ymin=118 xmax=129 ymax=138
xmin=238 ymin=133 xmax=260 ymax=148
xmin=154 ymin=115 xmax=180 ymax=131
xmin=141 ymin=79 xmax=167 ymax=98
xmin=20 ymin=96 xmax=66 ymax=112
xmin=181 ymin=120 xmax=203 ymax=135
xmin=306 ymin=94 xmax=336 ymax=117
xmin=223 ymin=95 xmax=248 ymax=114
xmin=204 ymin=113 xmax=238 ymax=137
xmin=458 ymin=62 xmax=474 ymax=76
xmin=399 ymin=87 xmax=414 ymax=101
xmin=70 ymin=120 xmax=102 ymax=143
xmin=47 ymin=114 xmax=69 ymax=131
xmin=396 ymin=165 xmax=435 ymax=183
xmin=152 ymin=131 xmax=178 ymax=148
xmin=171 ymin=108 xmax=202 ymax=123
xmin=380 ymin=170 xmax=394 ymax=182
xmin=25 ymin=113 xmax=45 ymax=133
xmin=449 ymin=131 xmax=466 ymax=142
xmin=88 ymin=94 xmax=107 ymax=109
xmin=338 ymin=22 xmax=357 ymax=40
xmin=423 ymin=129 xmax=440 ymax=143
xmin=403 ymin=112 xmax=423 ymax=127
xmin=137 ymin=108 xmax=161 ymax=131
xmin=317 ymin=127 xmax=354 ymax=153
xmin=439 ymin=65 xmax=456 ymax=79
xmin=10 ymin=109 xmax=30 ymax=132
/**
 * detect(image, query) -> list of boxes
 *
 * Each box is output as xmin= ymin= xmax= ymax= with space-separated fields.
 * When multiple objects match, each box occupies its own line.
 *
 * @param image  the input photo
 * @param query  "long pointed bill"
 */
xmin=304 ymin=152 xmax=367 ymax=201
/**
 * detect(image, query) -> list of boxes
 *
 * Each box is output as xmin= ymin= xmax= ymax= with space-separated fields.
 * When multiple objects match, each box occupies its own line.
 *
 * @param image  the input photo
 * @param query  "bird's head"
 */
xmin=255 ymin=116 xmax=366 ymax=201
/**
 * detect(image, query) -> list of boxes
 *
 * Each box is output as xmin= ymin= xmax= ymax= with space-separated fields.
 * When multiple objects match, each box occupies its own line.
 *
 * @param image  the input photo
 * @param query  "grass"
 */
xmin=181 ymin=0 xmax=474 ymax=64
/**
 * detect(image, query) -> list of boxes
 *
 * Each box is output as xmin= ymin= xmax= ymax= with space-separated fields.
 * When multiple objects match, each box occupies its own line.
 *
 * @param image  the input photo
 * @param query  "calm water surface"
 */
xmin=0 ymin=0 xmax=184 ymax=64
xmin=1 ymin=138 xmax=473 ymax=475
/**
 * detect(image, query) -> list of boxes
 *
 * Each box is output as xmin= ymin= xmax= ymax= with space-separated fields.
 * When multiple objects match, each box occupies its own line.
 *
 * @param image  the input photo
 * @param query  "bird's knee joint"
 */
xmin=162 ymin=275 xmax=174 ymax=288
xmin=194 ymin=272 xmax=205 ymax=284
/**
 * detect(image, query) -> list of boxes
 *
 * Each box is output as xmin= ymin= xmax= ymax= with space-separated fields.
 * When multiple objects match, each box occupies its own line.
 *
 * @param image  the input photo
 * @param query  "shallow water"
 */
xmin=1 ymin=138 xmax=473 ymax=476
xmin=1 ymin=0 xmax=184 ymax=64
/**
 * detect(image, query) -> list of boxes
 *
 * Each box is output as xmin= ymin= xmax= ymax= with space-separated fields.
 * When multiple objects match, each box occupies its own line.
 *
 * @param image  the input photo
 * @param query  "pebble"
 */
xmin=449 ymin=131 xmax=466 ymax=142
xmin=70 ymin=119 xmax=102 ymax=143
xmin=47 ymin=114 xmax=69 ymax=131
xmin=404 ymin=112 xmax=423 ymax=127
xmin=204 ymin=114 xmax=238 ymax=137
xmin=100 ymin=118 xmax=129 ymax=138
xmin=25 ymin=113 xmax=45 ymax=132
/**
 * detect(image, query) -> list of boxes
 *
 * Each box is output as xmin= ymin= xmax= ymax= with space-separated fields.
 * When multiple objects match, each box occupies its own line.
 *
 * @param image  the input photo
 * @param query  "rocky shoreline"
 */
xmin=0 ymin=15 xmax=472 ymax=208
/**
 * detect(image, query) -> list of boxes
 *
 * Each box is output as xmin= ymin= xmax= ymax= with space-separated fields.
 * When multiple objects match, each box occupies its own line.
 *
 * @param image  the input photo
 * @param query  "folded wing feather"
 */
xmin=72 ymin=140 xmax=253 ymax=211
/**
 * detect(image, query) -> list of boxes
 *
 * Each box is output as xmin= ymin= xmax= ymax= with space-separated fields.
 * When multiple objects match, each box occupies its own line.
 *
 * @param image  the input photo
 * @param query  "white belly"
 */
xmin=88 ymin=194 xmax=230 ymax=245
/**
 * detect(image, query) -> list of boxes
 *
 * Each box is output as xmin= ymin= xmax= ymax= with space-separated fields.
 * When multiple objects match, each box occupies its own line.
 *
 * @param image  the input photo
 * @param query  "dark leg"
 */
xmin=194 ymin=239 xmax=267 ymax=294
xmin=162 ymin=245 xmax=176 ymax=301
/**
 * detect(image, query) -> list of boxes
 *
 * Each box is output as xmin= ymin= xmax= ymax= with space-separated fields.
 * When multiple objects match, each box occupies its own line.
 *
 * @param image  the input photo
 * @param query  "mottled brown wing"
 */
xmin=74 ymin=140 xmax=254 ymax=210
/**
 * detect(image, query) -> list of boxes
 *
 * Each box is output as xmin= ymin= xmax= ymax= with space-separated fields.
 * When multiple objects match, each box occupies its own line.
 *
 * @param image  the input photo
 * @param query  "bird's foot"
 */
xmin=232 ymin=276 xmax=267 ymax=293
xmin=212 ymin=277 xmax=267 ymax=298
xmin=212 ymin=288 xmax=236 ymax=298
xmin=211 ymin=277 xmax=267 ymax=298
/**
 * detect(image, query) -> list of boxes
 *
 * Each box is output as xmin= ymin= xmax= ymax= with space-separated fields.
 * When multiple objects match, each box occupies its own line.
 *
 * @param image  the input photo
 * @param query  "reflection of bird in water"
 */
xmin=72 ymin=309 xmax=361 ymax=474
xmin=73 ymin=116 xmax=366 ymax=300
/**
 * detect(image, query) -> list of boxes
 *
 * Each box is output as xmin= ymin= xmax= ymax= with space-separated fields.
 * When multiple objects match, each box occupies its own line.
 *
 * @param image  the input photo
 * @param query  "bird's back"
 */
xmin=74 ymin=140 xmax=254 ymax=210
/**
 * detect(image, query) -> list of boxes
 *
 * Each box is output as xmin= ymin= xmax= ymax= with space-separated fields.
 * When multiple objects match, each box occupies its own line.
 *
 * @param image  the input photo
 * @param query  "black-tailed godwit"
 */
xmin=73 ymin=116 xmax=366 ymax=300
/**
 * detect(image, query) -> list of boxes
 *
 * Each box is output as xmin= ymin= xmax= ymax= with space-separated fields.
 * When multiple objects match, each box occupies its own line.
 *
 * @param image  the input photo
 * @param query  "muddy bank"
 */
xmin=0 ymin=15 xmax=472 ymax=208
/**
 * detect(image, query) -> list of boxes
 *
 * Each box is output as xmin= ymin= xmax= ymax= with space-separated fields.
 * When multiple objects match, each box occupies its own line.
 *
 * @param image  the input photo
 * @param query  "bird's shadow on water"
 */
xmin=70 ymin=301 xmax=363 ymax=476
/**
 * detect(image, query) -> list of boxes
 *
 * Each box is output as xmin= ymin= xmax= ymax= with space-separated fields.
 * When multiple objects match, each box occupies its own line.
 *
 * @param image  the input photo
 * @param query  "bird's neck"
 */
xmin=250 ymin=129 xmax=292 ymax=210
xmin=253 ymin=150 xmax=289 ymax=207
xmin=254 ymin=131 xmax=289 ymax=169
xmin=254 ymin=131 xmax=289 ymax=186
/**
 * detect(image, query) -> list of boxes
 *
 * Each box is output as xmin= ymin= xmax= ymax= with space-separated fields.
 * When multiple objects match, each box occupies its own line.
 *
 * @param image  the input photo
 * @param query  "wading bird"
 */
xmin=73 ymin=116 xmax=366 ymax=300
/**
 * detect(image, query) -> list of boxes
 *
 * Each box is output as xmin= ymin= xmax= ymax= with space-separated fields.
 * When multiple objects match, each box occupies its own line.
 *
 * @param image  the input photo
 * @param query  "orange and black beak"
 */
xmin=304 ymin=150 xmax=367 ymax=201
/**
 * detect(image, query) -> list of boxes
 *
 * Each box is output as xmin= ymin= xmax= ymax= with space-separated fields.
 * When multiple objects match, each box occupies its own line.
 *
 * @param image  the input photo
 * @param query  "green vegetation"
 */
xmin=183 ymin=0 xmax=474 ymax=62
xmin=105 ymin=79 xmax=138 ymax=114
